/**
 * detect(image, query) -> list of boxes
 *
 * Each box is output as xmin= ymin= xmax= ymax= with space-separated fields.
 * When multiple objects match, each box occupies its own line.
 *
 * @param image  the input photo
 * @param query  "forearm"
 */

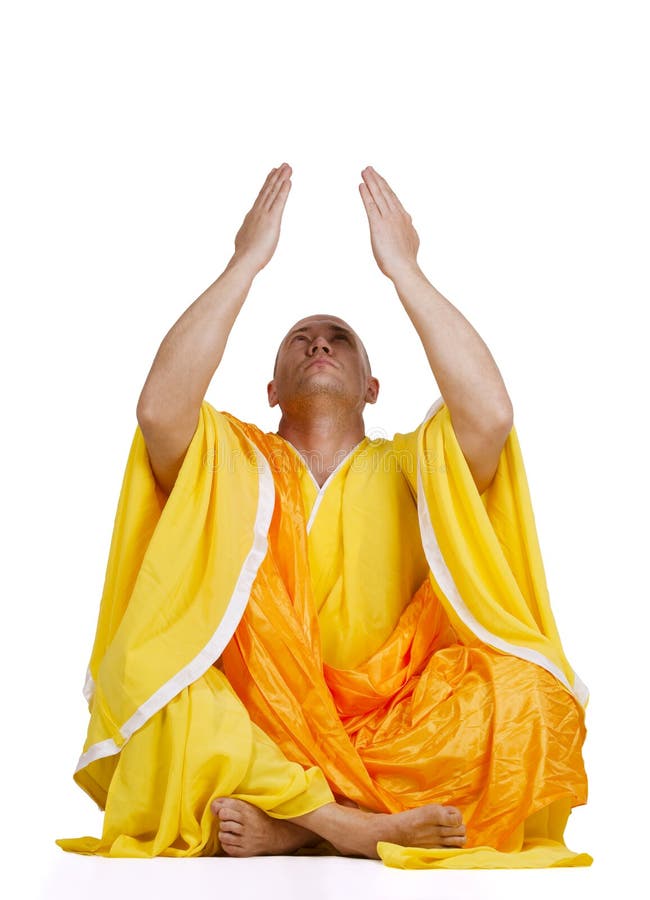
xmin=392 ymin=265 xmax=513 ymax=429
xmin=137 ymin=255 xmax=258 ymax=423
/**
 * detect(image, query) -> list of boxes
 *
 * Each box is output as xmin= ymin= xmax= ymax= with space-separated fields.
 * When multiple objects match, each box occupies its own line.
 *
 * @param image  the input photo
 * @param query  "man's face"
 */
xmin=267 ymin=315 xmax=379 ymax=414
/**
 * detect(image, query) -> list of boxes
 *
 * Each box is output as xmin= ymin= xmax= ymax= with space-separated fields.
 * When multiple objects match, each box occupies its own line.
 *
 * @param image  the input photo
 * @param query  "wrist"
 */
xmin=225 ymin=253 xmax=261 ymax=281
xmin=389 ymin=261 xmax=426 ymax=289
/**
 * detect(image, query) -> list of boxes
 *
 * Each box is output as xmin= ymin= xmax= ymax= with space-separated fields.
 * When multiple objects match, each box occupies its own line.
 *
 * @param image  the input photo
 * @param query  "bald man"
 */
xmin=137 ymin=163 xmax=510 ymax=501
xmin=62 ymin=163 xmax=587 ymax=862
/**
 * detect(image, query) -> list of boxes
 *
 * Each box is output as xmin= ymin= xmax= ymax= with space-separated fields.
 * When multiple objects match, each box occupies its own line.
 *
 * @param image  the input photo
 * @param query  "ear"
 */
xmin=365 ymin=376 xmax=380 ymax=405
xmin=267 ymin=379 xmax=279 ymax=408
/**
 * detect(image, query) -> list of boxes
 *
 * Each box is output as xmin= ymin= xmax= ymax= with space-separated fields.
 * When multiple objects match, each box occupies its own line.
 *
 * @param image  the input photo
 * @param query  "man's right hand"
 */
xmin=137 ymin=162 xmax=292 ymax=498
xmin=230 ymin=163 xmax=293 ymax=274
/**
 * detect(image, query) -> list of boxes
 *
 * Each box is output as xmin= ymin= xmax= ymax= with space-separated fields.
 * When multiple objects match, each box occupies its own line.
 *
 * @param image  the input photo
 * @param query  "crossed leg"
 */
xmin=212 ymin=797 xmax=466 ymax=859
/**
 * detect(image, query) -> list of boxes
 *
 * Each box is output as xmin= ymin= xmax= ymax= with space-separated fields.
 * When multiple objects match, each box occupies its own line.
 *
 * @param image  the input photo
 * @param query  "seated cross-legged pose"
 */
xmin=57 ymin=163 xmax=591 ymax=868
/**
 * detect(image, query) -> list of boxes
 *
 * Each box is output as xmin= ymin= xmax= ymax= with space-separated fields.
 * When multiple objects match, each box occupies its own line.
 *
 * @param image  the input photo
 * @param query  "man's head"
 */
xmin=267 ymin=314 xmax=379 ymax=418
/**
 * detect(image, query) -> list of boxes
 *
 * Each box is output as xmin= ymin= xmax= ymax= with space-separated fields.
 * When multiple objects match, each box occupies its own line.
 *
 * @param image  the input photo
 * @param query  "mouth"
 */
xmin=306 ymin=358 xmax=337 ymax=370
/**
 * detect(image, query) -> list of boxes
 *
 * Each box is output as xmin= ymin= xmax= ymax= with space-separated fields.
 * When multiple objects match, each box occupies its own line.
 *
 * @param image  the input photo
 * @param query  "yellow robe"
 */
xmin=56 ymin=397 xmax=591 ymax=867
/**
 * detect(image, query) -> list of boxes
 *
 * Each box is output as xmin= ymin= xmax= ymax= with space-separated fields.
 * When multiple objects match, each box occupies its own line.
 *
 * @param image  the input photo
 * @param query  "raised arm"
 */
xmin=359 ymin=165 xmax=513 ymax=495
xmin=136 ymin=163 xmax=293 ymax=496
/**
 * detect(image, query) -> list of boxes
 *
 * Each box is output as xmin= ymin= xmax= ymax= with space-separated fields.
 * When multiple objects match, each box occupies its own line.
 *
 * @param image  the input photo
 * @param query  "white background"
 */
xmin=2 ymin=1 xmax=648 ymax=897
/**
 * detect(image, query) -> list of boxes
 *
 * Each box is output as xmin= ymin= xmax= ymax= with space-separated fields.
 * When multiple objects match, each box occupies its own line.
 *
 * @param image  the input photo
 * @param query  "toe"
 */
xmin=218 ymin=800 xmax=244 ymax=822
xmin=441 ymin=833 xmax=466 ymax=847
xmin=219 ymin=819 xmax=244 ymax=837
xmin=443 ymin=806 xmax=463 ymax=827
xmin=211 ymin=797 xmax=227 ymax=815
xmin=438 ymin=824 xmax=465 ymax=838
xmin=219 ymin=836 xmax=242 ymax=855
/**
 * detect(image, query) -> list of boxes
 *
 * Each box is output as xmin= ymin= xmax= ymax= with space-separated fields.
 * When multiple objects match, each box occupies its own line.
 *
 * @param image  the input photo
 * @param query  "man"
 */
xmin=57 ymin=164 xmax=589 ymax=867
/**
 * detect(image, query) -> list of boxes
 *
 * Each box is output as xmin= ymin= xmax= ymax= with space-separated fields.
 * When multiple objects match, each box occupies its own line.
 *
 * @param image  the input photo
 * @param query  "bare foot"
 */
xmin=211 ymin=798 xmax=321 ymax=857
xmin=291 ymin=801 xmax=467 ymax=859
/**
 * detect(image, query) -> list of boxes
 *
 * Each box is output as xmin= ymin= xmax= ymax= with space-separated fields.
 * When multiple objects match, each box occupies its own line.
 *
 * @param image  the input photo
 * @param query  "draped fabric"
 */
xmin=57 ymin=398 xmax=590 ymax=866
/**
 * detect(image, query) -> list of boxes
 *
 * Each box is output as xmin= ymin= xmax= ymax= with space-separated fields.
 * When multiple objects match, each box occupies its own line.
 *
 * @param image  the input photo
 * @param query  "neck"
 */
xmin=277 ymin=409 xmax=366 ymax=486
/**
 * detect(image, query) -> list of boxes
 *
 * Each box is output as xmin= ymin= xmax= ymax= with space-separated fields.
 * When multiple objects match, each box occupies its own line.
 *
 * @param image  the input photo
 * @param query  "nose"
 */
xmin=308 ymin=336 xmax=331 ymax=355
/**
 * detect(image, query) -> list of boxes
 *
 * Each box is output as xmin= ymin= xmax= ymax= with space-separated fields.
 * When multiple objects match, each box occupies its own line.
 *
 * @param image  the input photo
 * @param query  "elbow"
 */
xmin=483 ymin=398 xmax=513 ymax=439
xmin=136 ymin=397 xmax=148 ymax=426
xmin=498 ymin=399 xmax=514 ymax=434
xmin=136 ymin=392 xmax=158 ymax=427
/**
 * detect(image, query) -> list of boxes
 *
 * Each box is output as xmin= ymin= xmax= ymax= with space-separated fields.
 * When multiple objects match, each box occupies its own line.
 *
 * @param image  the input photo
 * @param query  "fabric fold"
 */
xmin=58 ymin=398 xmax=590 ymax=867
xmin=416 ymin=402 xmax=587 ymax=705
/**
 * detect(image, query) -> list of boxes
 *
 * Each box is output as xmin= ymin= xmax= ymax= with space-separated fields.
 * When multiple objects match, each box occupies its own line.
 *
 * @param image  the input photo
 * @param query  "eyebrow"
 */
xmin=286 ymin=325 xmax=356 ymax=342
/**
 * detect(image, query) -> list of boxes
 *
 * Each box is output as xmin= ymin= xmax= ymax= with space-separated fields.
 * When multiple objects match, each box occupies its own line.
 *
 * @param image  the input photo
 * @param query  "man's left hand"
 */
xmin=359 ymin=166 xmax=421 ymax=282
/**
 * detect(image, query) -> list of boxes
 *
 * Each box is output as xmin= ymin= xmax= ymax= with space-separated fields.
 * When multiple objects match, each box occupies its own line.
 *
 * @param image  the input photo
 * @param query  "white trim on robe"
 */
xmin=83 ymin=668 xmax=95 ymax=703
xmin=419 ymin=395 xmax=445 ymax=425
xmin=278 ymin=435 xmax=367 ymax=535
xmin=75 ymin=439 xmax=276 ymax=774
xmin=415 ymin=399 xmax=589 ymax=708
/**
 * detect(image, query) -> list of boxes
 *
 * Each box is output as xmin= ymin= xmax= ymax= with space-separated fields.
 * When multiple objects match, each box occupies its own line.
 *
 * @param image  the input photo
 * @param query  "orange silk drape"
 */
xmin=221 ymin=422 xmax=588 ymax=852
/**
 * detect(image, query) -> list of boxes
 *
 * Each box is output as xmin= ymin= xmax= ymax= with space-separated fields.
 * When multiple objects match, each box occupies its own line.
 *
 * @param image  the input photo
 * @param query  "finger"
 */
xmin=369 ymin=167 xmax=413 ymax=221
xmin=269 ymin=175 xmax=291 ymax=215
xmin=361 ymin=166 xmax=391 ymax=214
xmin=367 ymin=166 xmax=404 ymax=212
xmin=255 ymin=164 xmax=285 ymax=208
xmin=253 ymin=166 xmax=280 ymax=204
xmin=358 ymin=182 xmax=379 ymax=218
xmin=264 ymin=164 xmax=292 ymax=211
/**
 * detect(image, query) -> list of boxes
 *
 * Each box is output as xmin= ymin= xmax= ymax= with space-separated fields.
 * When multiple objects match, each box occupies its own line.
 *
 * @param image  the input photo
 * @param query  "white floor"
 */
xmin=37 ymin=843 xmax=640 ymax=900
xmin=40 ymin=853 xmax=596 ymax=900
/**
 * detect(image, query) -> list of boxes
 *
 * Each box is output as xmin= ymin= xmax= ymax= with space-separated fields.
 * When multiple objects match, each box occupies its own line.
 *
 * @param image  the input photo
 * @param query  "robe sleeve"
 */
xmin=392 ymin=397 xmax=588 ymax=708
xmin=77 ymin=400 xmax=276 ymax=773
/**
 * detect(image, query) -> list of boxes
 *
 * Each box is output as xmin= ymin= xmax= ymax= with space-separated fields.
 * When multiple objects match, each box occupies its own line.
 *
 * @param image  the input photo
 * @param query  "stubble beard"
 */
xmin=282 ymin=375 xmax=360 ymax=423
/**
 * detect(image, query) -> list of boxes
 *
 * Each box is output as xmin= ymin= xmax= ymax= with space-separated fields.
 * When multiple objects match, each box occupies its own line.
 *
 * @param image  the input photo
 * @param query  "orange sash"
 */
xmin=222 ymin=419 xmax=588 ymax=851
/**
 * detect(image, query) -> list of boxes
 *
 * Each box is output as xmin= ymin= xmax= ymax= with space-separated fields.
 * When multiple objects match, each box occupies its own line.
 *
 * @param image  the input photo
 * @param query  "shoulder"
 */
xmin=384 ymin=396 xmax=447 ymax=453
xmin=200 ymin=401 xmax=265 ymax=439
xmin=370 ymin=397 xmax=446 ymax=494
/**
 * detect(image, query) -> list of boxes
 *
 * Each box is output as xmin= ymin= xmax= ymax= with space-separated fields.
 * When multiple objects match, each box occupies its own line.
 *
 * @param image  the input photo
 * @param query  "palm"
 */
xmin=233 ymin=164 xmax=292 ymax=273
xmin=359 ymin=166 xmax=420 ymax=280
